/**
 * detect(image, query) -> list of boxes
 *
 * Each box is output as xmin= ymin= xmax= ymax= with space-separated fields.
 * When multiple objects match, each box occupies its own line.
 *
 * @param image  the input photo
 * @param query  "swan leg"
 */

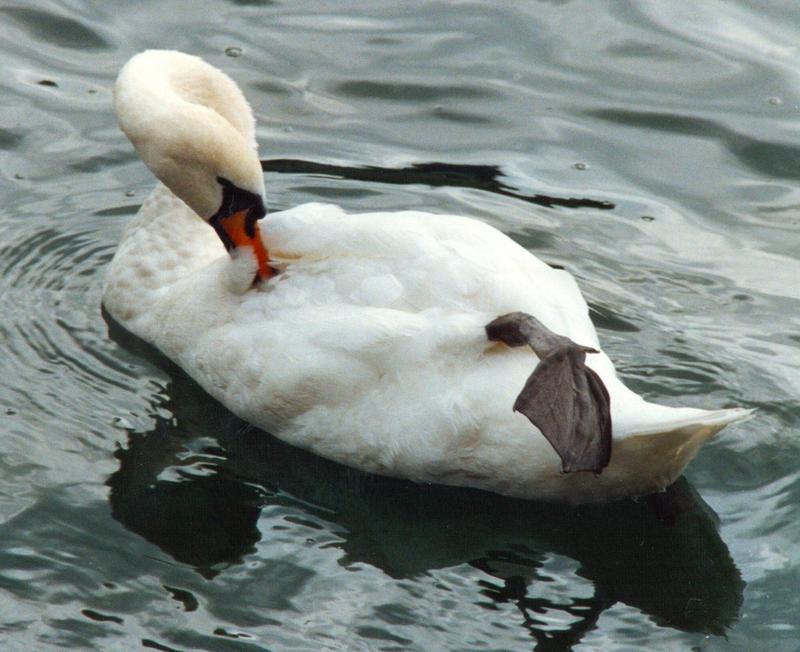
xmin=485 ymin=312 xmax=612 ymax=474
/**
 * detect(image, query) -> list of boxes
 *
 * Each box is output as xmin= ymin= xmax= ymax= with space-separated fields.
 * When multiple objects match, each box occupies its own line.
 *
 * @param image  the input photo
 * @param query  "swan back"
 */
xmin=113 ymin=50 xmax=264 ymax=219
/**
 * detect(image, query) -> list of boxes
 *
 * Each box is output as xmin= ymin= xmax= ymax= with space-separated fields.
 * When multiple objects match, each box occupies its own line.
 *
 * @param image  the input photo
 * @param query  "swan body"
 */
xmin=104 ymin=51 xmax=750 ymax=503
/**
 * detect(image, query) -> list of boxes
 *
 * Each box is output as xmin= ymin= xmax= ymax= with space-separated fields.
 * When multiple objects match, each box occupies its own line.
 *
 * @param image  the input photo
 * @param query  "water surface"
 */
xmin=1 ymin=1 xmax=798 ymax=650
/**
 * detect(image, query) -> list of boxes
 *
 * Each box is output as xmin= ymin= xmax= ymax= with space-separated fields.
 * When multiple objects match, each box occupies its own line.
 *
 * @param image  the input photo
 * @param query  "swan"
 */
xmin=103 ymin=50 xmax=750 ymax=503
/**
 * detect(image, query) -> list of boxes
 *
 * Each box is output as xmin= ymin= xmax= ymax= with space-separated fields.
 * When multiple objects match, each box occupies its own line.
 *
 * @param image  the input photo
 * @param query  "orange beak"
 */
xmin=217 ymin=209 xmax=272 ymax=281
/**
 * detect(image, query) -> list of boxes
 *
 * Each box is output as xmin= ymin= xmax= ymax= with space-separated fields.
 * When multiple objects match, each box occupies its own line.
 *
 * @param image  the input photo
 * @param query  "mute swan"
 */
xmin=103 ymin=50 xmax=750 ymax=503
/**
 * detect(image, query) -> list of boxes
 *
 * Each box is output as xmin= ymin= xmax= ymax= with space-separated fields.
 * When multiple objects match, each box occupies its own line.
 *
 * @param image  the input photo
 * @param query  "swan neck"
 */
xmin=114 ymin=50 xmax=264 ymax=220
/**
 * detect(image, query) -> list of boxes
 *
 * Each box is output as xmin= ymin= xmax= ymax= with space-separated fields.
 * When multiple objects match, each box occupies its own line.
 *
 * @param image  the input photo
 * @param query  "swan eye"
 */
xmin=208 ymin=177 xmax=272 ymax=280
xmin=208 ymin=176 xmax=266 ymax=245
xmin=212 ymin=177 xmax=266 ymax=223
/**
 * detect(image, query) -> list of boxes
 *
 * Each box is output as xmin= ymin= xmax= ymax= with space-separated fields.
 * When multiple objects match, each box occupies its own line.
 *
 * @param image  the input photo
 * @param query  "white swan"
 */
xmin=103 ymin=50 xmax=750 ymax=503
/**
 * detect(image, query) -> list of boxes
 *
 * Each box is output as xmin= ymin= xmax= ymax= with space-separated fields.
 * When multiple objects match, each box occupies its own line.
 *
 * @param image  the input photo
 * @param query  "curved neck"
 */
xmin=114 ymin=50 xmax=265 ymax=220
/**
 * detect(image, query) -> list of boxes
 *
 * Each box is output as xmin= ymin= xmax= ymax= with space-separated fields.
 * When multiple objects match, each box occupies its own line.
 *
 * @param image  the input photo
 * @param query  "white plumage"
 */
xmin=103 ymin=50 xmax=750 ymax=503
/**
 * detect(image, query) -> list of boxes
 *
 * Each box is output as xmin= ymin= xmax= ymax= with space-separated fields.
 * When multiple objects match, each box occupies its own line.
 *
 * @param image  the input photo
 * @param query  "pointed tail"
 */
xmin=603 ymin=406 xmax=753 ymax=502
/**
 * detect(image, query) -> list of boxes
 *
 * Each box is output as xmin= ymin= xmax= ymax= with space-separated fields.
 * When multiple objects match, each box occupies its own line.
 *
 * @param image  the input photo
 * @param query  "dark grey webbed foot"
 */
xmin=486 ymin=312 xmax=612 ymax=474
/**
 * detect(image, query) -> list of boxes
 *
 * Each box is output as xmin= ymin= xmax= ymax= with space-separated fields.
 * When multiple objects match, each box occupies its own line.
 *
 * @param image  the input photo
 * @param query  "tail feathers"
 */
xmin=540 ymin=406 xmax=752 ymax=504
xmin=595 ymin=406 xmax=753 ymax=502
xmin=615 ymin=404 xmax=754 ymax=439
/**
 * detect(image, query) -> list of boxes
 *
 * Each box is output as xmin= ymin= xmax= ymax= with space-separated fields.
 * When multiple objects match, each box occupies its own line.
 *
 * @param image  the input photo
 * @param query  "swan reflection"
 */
xmin=107 ymin=320 xmax=743 ymax=648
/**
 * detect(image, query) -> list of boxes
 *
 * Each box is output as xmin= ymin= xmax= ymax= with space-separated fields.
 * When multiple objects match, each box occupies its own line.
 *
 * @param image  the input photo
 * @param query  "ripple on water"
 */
xmin=586 ymin=108 xmax=800 ymax=183
xmin=334 ymin=80 xmax=493 ymax=102
xmin=0 ymin=6 xmax=110 ymax=51
xmin=0 ymin=210 xmax=155 ymax=465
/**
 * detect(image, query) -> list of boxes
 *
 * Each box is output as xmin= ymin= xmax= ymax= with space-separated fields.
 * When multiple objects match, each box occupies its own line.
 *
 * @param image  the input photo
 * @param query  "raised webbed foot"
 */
xmin=486 ymin=311 xmax=612 ymax=474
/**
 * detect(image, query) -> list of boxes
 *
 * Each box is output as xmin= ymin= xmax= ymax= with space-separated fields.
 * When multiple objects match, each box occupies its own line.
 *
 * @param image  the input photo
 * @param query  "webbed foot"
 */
xmin=486 ymin=312 xmax=612 ymax=473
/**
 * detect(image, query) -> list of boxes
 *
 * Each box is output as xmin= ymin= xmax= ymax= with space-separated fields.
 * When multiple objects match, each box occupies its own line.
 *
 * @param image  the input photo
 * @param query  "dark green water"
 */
xmin=1 ymin=1 xmax=798 ymax=650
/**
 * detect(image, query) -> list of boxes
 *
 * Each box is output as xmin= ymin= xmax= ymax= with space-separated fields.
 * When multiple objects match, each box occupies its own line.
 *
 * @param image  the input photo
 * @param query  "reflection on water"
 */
xmin=261 ymin=159 xmax=616 ymax=211
xmin=106 ymin=316 xmax=744 ymax=649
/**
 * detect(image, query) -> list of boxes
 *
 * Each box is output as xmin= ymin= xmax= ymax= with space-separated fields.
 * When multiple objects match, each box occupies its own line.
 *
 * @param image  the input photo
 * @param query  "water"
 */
xmin=1 ymin=1 xmax=798 ymax=649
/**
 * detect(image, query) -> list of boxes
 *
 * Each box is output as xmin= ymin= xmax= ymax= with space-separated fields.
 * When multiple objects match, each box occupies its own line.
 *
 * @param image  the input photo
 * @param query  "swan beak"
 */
xmin=214 ymin=209 xmax=272 ymax=281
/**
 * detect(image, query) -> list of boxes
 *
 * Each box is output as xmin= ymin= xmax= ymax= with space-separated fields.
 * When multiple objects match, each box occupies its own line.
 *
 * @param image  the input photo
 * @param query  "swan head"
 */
xmin=114 ymin=50 xmax=271 ymax=279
